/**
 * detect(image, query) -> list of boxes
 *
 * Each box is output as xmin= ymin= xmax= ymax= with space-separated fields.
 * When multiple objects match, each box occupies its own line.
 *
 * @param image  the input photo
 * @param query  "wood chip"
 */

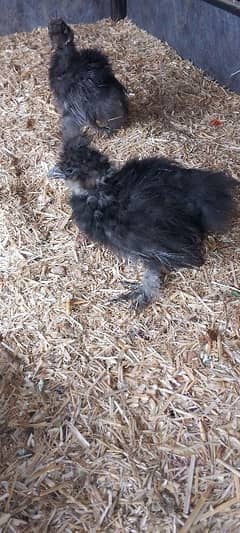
xmin=183 ymin=455 xmax=196 ymax=515
xmin=179 ymin=485 xmax=213 ymax=532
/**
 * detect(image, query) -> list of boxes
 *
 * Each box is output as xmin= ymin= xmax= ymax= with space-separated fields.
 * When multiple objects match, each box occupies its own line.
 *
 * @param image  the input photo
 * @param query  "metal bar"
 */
xmin=111 ymin=0 xmax=127 ymax=21
xmin=201 ymin=0 xmax=240 ymax=17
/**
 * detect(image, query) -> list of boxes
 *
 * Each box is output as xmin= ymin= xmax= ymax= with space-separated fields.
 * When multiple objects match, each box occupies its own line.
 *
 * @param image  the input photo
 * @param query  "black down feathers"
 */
xmin=48 ymin=18 xmax=128 ymax=140
xmin=49 ymin=136 xmax=238 ymax=309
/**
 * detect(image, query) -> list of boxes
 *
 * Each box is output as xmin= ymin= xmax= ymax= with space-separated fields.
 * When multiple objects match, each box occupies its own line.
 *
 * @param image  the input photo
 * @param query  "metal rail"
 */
xmin=191 ymin=1 xmax=240 ymax=17
xmin=110 ymin=0 xmax=240 ymax=20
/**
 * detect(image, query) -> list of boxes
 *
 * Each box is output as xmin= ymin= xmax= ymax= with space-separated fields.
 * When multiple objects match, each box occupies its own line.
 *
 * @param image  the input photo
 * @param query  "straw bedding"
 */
xmin=0 ymin=17 xmax=240 ymax=532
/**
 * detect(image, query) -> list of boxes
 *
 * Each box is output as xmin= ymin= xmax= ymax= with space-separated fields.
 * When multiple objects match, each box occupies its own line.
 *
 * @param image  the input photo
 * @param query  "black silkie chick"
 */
xmin=49 ymin=137 xmax=238 ymax=309
xmin=48 ymin=18 xmax=128 ymax=140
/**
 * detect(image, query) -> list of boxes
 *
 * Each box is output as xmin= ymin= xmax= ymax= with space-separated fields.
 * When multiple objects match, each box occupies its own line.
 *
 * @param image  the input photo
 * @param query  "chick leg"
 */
xmin=93 ymin=115 xmax=126 ymax=137
xmin=93 ymin=120 xmax=113 ymax=137
xmin=114 ymin=267 xmax=163 ymax=310
xmin=61 ymin=112 xmax=82 ymax=141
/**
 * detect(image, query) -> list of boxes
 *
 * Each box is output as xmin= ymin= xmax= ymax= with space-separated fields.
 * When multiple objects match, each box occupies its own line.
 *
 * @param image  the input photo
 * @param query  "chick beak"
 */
xmin=48 ymin=165 xmax=66 ymax=180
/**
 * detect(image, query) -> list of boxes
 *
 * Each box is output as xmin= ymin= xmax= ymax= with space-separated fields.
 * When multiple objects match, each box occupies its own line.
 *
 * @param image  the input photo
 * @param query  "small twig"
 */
xmin=99 ymin=490 xmax=113 ymax=526
xmin=217 ymin=458 xmax=240 ymax=479
xmin=4 ymin=471 xmax=18 ymax=513
xmin=68 ymin=422 xmax=90 ymax=449
xmin=183 ymin=455 xmax=196 ymax=515
xmin=179 ymin=485 xmax=213 ymax=533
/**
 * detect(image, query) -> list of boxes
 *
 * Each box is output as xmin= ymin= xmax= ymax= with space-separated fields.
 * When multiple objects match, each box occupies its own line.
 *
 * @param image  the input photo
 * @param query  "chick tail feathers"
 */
xmin=199 ymin=172 xmax=239 ymax=234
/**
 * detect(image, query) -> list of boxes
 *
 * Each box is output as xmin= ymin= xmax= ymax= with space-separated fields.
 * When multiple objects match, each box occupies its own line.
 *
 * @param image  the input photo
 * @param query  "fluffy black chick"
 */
xmin=48 ymin=18 xmax=128 ymax=140
xmin=48 ymin=137 xmax=238 ymax=309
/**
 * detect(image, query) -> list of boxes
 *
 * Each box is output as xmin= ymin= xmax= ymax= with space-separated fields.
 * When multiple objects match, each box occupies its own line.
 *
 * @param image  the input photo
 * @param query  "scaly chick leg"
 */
xmin=61 ymin=112 xmax=83 ymax=141
xmin=113 ymin=267 xmax=164 ymax=311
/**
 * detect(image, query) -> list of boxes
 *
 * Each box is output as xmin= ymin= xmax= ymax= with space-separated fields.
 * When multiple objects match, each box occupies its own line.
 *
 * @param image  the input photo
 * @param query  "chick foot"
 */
xmin=113 ymin=268 xmax=162 ymax=311
xmin=113 ymin=284 xmax=153 ymax=311
xmin=48 ymin=165 xmax=65 ymax=180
